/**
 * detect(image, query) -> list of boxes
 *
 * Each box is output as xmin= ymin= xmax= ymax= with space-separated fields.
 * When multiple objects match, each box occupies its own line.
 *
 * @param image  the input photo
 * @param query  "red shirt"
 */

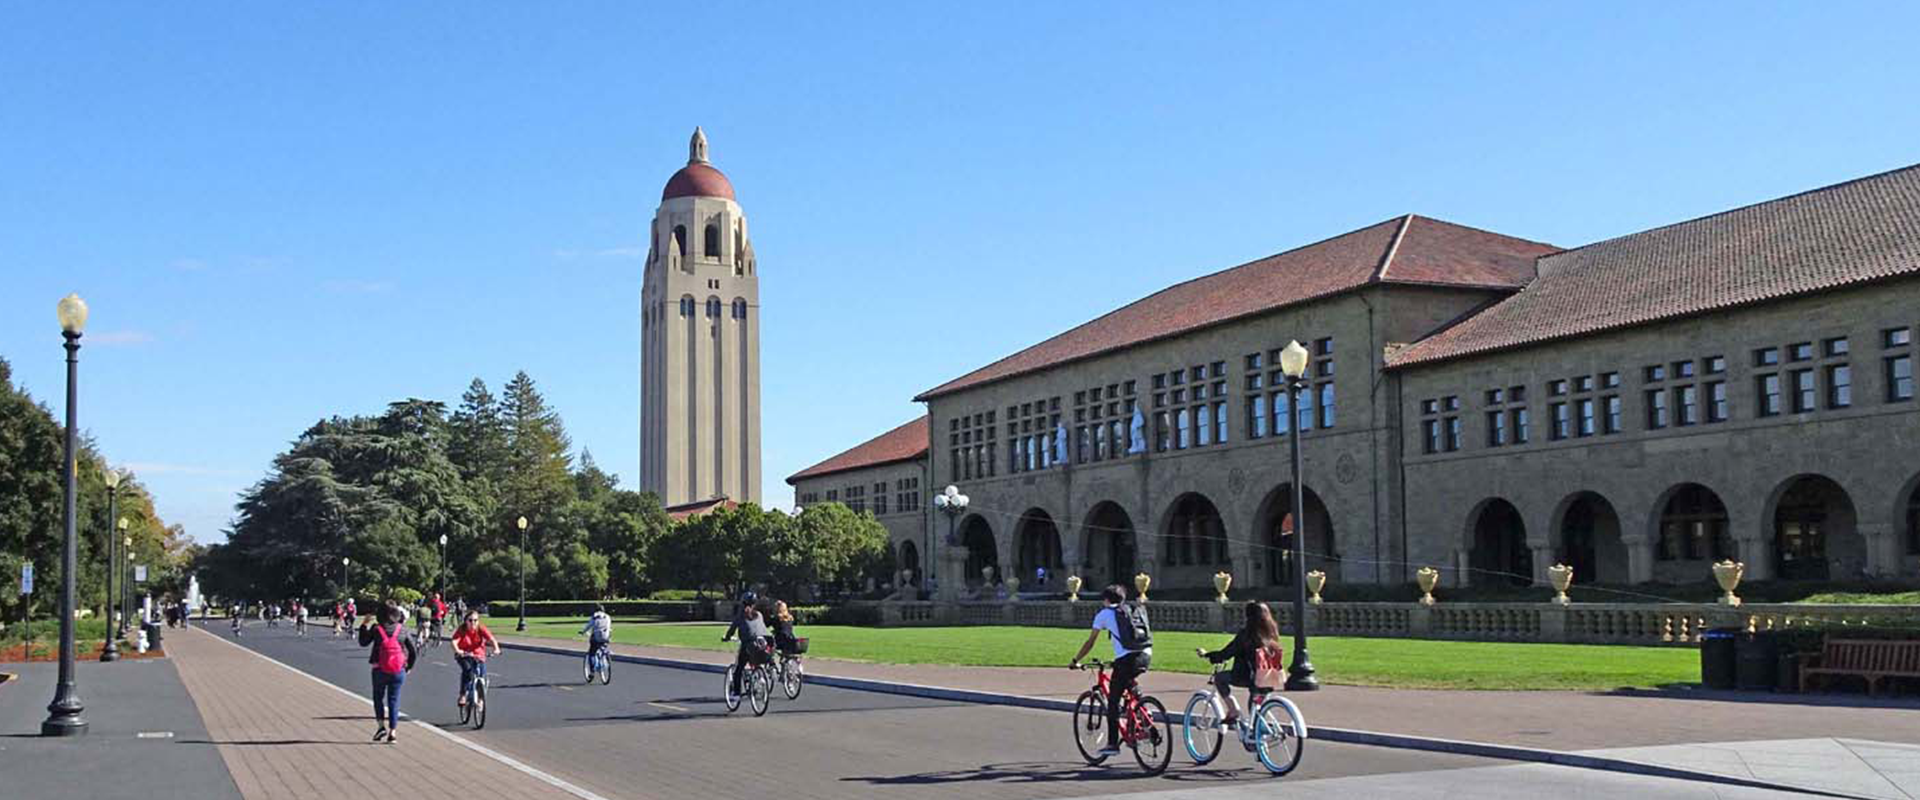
xmin=453 ymin=624 xmax=496 ymax=661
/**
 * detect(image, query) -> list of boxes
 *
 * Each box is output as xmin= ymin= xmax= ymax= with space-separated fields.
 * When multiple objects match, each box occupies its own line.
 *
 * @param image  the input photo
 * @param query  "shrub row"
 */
xmin=484 ymin=600 xmax=711 ymax=621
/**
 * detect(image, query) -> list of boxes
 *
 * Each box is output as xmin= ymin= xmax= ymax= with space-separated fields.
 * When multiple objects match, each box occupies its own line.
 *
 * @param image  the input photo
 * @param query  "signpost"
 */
xmin=20 ymin=563 xmax=33 ymax=659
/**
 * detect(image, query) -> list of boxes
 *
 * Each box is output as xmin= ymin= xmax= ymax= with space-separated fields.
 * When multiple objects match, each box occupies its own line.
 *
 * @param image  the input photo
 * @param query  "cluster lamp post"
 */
xmin=43 ymin=294 xmax=89 ymax=737
xmin=932 ymin=485 xmax=968 ymax=597
xmin=100 ymin=471 xmax=123 ymax=662
xmin=1277 ymin=340 xmax=1319 ymax=691
xmin=516 ymin=516 xmax=529 ymax=632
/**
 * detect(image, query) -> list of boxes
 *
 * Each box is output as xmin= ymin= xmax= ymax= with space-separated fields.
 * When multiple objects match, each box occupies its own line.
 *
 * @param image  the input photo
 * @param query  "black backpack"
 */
xmin=1112 ymin=602 xmax=1153 ymax=651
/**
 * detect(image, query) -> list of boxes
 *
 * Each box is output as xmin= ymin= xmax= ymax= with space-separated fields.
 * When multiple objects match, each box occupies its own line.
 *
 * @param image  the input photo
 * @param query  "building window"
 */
xmin=1757 ymin=374 xmax=1783 ymax=416
xmin=1317 ymin=384 xmax=1335 ymax=429
xmin=1549 ymin=379 xmax=1569 ymax=396
xmin=1825 ymin=337 xmax=1849 ymax=357
xmin=1488 ymin=410 xmax=1507 ymax=446
xmin=1513 ymin=407 xmax=1530 ymax=444
xmin=1889 ymin=355 xmax=1914 ymax=402
xmin=1788 ymin=342 xmax=1814 ymax=362
xmin=1827 ymin=364 xmax=1852 ymax=408
xmin=1444 ymin=417 xmax=1461 ymax=452
xmin=704 ymin=224 xmax=722 ymax=258
xmin=672 ymin=225 xmax=688 ymax=258
xmin=1576 ymin=398 xmax=1595 ymax=437
xmin=1600 ymin=372 xmax=1620 ymax=390
xmin=896 ymin=477 xmax=919 ymax=511
xmin=1271 ymin=391 xmax=1289 ymax=436
xmin=1176 ymin=408 xmax=1191 ymax=449
xmin=1675 ymin=385 xmax=1698 ymax=426
xmin=1248 ymin=394 xmax=1268 ymax=439
xmin=1195 ymin=404 xmax=1212 ymax=446
xmin=1215 ymin=401 xmax=1229 ymax=443
xmin=1423 ymin=419 xmax=1441 ymax=454
xmin=1705 ymin=356 xmax=1726 ymax=374
xmin=1790 ymin=369 xmax=1816 ymax=413
xmin=1603 ymin=395 xmax=1622 ymax=434
xmin=1645 ymin=390 xmax=1668 ymax=429
xmin=1706 ymin=381 xmax=1728 ymax=422
xmin=707 ymin=297 xmax=721 ymax=317
xmin=1754 ymin=347 xmax=1780 ymax=367
xmin=1550 ymin=402 xmax=1570 ymax=440
xmin=679 ymin=296 xmax=695 ymax=317
xmin=732 ymin=298 xmax=747 ymax=319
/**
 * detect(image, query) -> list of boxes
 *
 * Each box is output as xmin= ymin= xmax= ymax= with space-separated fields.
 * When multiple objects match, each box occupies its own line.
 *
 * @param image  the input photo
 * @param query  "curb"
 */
xmin=501 ymin=638 xmax=1873 ymax=800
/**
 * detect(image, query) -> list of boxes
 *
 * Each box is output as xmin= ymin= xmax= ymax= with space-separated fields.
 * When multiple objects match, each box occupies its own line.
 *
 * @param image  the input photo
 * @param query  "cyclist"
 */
xmin=414 ymin=598 xmax=431 ymax=640
xmin=429 ymin=592 xmax=448 ymax=642
xmin=1195 ymin=600 xmax=1284 ymax=730
xmin=230 ymin=601 xmax=244 ymax=636
xmin=452 ymin=609 xmax=500 ymax=710
xmin=720 ymin=591 xmax=771 ymax=697
xmin=294 ymin=600 xmax=308 ymax=636
xmin=580 ymin=604 xmax=612 ymax=673
xmin=1070 ymin=584 xmax=1153 ymax=758
xmin=769 ymin=600 xmax=798 ymax=654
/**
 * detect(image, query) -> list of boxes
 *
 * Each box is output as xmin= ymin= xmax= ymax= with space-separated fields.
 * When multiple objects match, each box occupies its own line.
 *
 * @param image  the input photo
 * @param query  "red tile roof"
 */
xmin=786 ymin=416 xmax=929 ymax=484
xmin=1389 ymin=164 xmax=1920 ymax=368
xmin=915 ymin=216 xmax=1555 ymax=400
xmin=662 ymin=163 xmax=736 ymax=201
xmin=666 ymin=497 xmax=738 ymax=521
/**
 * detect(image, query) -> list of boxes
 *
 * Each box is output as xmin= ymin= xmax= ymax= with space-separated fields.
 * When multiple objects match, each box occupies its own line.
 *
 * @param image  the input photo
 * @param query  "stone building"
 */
xmin=640 ymin=128 xmax=762 ymax=507
xmin=794 ymin=163 xmax=1920 ymax=598
xmin=787 ymin=417 xmax=930 ymax=586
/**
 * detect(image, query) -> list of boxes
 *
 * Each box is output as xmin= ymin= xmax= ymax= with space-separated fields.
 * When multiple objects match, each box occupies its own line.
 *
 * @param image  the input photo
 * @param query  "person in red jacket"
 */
xmin=452 ymin=610 xmax=500 ymax=710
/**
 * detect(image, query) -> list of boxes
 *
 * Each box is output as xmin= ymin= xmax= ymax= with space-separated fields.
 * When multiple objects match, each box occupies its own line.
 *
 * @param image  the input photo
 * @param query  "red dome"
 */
xmin=662 ymin=163 xmax=735 ymax=201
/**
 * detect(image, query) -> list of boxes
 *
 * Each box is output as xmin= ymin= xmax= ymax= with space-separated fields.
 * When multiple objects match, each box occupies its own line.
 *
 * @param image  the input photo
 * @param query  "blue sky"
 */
xmin=4 ymin=4 xmax=1917 ymax=544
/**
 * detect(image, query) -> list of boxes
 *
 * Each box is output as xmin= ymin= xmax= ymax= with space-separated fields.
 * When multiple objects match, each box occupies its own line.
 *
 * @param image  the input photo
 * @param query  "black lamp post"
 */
xmin=342 ymin=556 xmax=351 ymax=601
xmin=43 ymin=293 xmax=89 ymax=737
xmin=1278 ymin=340 xmax=1319 ymax=691
xmin=100 ymin=477 xmax=124 ymax=662
xmin=933 ymin=485 xmax=968 ymax=598
xmin=438 ymin=533 xmax=448 ymax=598
xmin=515 ymin=516 xmax=529 ymax=632
xmin=122 ymin=536 xmax=133 ymax=635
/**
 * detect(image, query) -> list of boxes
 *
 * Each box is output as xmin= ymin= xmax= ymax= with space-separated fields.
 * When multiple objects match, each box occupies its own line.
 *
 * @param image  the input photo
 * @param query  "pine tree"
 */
xmin=449 ymin=378 xmax=508 ymax=484
xmin=500 ymin=371 xmax=575 ymax=555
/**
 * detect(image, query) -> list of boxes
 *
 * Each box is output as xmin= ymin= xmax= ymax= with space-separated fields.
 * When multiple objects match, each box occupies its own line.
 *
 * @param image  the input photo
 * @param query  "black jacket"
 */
xmin=1203 ymin=630 xmax=1276 ymax=683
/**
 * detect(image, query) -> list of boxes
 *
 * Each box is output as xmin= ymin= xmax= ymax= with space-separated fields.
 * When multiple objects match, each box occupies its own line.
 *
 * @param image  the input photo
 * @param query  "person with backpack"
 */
xmin=1070 ymin=584 xmax=1153 ymax=757
xmin=358 ymin=603 xmax=418 ymax=744
xmin=720 ymin=591 xmax=772 ymax=697
xmin=1195 ymin=601 xmax=1285 ymax=730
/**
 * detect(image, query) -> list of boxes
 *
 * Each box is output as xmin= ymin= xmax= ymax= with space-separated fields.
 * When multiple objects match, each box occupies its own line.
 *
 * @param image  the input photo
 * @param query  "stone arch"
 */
xmin=672 ymin=224 xmax=688 ymax=258
xmin=703 ymin=222 xmax=722 ymax=259
xmin=898 ymin=540 xmax=921 ymax=588
xmin=1467 ymin=498 xmax=1531 ymax=587
xmin=1551 ymin=492 xmax=1626 ymax=585
xmin=1765 ymin=474 xmax=1861 ymax=581
xmin=1157 ymin=492 xmax=1230 ymax=590
xmin=1252 ymin=482 xmax=1337 ymax=587
xmin=1079 ymin=501 xmax=1137 ymax=592
xmin=1648 ymin=483 xmax=1732 ymax=582
xmin=1013 ymin=509 xmax=1065 ymax=589
xmin=1895 ymin=472 xmax=1920 ymax=566
xmin=957 ymin=513 xmax=999 ymax=588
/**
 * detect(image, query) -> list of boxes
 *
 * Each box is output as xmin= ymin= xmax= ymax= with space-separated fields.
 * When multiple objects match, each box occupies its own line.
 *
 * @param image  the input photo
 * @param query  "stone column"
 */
xmin=1859 ymin=522 xmax=1898 ymax=578
xmin=1621 ymin=536 xmax=1656 ymax=584
xmin=1736 ymin=536 xmax=1772 ymax=581
xmin=1451 ymin=548 xmax=1470 ymax=587
xmin=1530 ymin=546 xmax=1555 ymax=586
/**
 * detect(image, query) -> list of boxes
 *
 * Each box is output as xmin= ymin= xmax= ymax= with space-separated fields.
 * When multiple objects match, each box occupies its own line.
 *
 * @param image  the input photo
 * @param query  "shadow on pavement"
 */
xmin=841 ymin=761 xmax=1166 ymax=787
xmin=1606 ymin=685 xmax=1920 ymax=710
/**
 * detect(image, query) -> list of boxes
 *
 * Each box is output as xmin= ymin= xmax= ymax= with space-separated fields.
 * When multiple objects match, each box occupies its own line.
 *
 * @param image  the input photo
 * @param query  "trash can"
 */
xmin=1699 ymin=627 xmax=1739 ymax=689
xmin=1736 ymin=631 xmax=1779 ymax=690
xmin=142 ymin=621 xmax=162 ymax=650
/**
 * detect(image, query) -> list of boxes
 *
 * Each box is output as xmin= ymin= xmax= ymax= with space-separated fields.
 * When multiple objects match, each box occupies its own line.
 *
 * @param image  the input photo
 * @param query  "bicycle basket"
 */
xmin=785 ymin=637 xmax=809 ymax=655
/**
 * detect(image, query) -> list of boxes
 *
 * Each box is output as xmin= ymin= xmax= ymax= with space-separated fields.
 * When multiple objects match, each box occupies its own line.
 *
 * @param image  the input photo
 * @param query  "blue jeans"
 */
xmin=457 ymin=656 xmax=487 ymax=699
xmin=371 ymin=669 xmax=405 ymax=730
xmin=588 ymin=636 xmax=609 ymax=671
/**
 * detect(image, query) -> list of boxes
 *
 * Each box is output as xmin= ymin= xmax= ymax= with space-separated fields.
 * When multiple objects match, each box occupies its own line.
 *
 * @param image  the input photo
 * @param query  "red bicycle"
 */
xmin=1071 ymin=658 xmax=1172 ymax=774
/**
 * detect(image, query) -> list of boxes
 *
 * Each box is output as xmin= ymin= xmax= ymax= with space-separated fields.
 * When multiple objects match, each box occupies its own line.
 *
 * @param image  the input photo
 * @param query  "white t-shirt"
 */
xmin=1091 ymin=606 xmax=1150 ymax=660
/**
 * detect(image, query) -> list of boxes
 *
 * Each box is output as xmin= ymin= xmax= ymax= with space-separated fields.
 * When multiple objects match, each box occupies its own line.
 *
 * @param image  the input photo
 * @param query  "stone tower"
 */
xmin=640 ymin=128 xmax=761 ymax=506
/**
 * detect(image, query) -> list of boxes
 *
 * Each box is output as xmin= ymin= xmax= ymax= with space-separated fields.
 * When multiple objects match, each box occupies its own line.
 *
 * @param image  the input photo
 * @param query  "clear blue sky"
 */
xmin=4 ymin=4 xmax=1917 ymax=544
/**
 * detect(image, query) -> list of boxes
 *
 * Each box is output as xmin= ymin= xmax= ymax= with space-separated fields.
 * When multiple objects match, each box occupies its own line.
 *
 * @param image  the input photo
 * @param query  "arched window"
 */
xmin=731 ymin=298 xmax=747 ymax=319
xmin=672 ymin=225 xmax=688 ymax=258
xmin=704 ymin=224 xmax=721 ymax=259
xmin=1657 ymin=485 xmax=1730 ymax=561
xmin=706 ymin=297 xmax=721 ymax=318
xmin=679 ymin=296 xmax=694 ymax=317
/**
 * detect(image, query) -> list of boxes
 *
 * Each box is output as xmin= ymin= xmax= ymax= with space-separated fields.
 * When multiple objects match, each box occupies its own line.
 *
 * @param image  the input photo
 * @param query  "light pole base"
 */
xmin=41 ymin=704 xmax=88 ymax=737
xmin=1284 ymin=656 xmax=1319 ymax=692
xmin=516 ymin=620 xmax=527 ymax=632
xmin=99 ymin=647 xmax=119 ymax=663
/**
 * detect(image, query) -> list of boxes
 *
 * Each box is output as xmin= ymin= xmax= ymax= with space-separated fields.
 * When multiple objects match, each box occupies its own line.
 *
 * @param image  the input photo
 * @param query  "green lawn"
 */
xmin=1800 ymin=590 xmax=1920 ymax=605
xmin=512 ymin=617 xmax=1698 ymax=690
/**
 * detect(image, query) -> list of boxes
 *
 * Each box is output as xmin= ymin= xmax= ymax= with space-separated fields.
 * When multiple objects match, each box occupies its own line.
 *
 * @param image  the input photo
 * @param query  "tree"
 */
xmin=0 ymin=357 xmax=66 ymax=621
xmin=464 ymin=547 xmax=534 ymax=605
xmin=500 ymin=371 xmax=575 ymax=556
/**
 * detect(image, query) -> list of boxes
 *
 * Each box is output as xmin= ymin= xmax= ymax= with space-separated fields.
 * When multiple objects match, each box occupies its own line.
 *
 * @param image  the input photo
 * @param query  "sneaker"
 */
xmin=386 ymin=731 xmax=398 ymax=745
xmin=373 ymin=727 xmax=388 ymax=742
xmin=1095 ymin=745 xmax=1123 ymax=757
xmin=1220 ymin=715 xmax=1240 ymax=731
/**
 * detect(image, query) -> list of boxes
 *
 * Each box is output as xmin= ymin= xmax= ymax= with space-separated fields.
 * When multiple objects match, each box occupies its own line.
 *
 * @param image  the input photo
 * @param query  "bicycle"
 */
xmin=722 ymin=640 xmax=775 ymax=717
xmin=583 ymin=639 xmax=612 ymax=685
xmin=774 ymin=637 xmax=807 ymax=700
xmin=457 ymin=657 xmax=489 ymax=730
xmin=1182 ymin=664 xmax=1307 ymax=775
xmin=1070 ymin=658 xmax=1172 ymax=774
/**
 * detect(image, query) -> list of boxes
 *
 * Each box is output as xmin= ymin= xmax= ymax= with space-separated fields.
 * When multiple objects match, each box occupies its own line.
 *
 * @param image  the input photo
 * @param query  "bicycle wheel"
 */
xmin=723 ymin=666 xmax=742 ymax=712
xmin=749 ymin=668 xmax=772 ymax=716
xmin=1131 ymin=696 xmax=1172 ymax=775
xmin=1252 ymin=696 xmax=1306 ymax=776
xmin=780 ymin=659 xmax=803 ymax=700
xmin=1182 ymin=692 xmax=1224 ymax=765
xmin=474 ymin=679 xmax=488 ymax=730
xmin=598 ymin=650 xmax=612 ymax=685
xmin=1071 ymin=689 xmax=1109 ymax=765
xmin=583 ymin=652 xmax=594 ymax=684
xmin=459 ymin=681 xmax=473 ymax=725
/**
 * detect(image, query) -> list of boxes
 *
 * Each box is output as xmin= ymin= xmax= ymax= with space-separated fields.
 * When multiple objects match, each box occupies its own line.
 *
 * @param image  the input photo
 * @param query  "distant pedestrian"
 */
xmin=359 ymin=603 xmax=417 ymax=744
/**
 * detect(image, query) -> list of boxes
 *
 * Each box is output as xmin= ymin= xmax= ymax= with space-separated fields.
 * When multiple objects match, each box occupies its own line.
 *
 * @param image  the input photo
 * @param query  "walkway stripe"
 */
xmin=647 ymin=701 xmax=689 ymax=713
xmin=197 ymin=629 xmax=612 ymax=800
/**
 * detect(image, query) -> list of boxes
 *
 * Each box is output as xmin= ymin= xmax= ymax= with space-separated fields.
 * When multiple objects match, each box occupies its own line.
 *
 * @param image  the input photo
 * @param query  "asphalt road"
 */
xmin=213 ymin=619 xmax=1502 ymax=800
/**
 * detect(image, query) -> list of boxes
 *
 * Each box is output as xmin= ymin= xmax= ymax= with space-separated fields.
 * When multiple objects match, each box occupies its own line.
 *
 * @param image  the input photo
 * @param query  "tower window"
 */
xmin=704 ymin=224 xmax=721 ymax=259
xmin=707 ymin=298 xmax=721 ymax=318
xmin=679 ymin=296 xmax=694 ymax=317
xmin=671 ymin=225 xmax=688 ymax=258
xmin=731 ymin=298 xmax=747 ymax=319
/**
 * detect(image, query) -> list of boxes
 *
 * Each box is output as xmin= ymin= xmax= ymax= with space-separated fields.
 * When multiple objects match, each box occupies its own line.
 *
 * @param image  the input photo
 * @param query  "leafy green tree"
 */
xmin=0 ymin=357 xmax=66 ymax=620
xmin=464 ymin=546 xmax=534 ymax=604
xmin=538 ymin=542 xmax=610 ymax=599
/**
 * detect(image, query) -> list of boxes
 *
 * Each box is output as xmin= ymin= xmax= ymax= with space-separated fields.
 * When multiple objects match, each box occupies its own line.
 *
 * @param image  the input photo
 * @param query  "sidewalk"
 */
xmin=167 ymin=626 xmax=587 ymax=800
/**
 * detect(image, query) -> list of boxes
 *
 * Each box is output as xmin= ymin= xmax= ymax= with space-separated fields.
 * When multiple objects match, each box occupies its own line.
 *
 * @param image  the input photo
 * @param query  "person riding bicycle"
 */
xmin=769 ymin=600 xmax=799 ymax=655
xmin=1070 ymin=584 xmax=1153 ymax=758
xmin=429 ymin=592 xmax=448 ymax=639
xmin=1196 ymin=600 xmax=1284 ymax=730
xmin=579 ymin=604 xmax=612 ymax=662
xmin=720 ymin=591 xmax=772 ymax=696
xmin=452 ymin=609 xmax=500 ymax=709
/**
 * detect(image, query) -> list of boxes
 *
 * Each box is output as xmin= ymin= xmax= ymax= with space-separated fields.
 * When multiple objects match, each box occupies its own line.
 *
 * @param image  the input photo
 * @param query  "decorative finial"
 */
xmin=689 ymin=127 xmax=709 ymax=165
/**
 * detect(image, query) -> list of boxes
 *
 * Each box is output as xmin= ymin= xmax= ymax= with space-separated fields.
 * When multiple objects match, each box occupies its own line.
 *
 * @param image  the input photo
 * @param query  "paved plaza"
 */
xmin=2 ymin=620 xmax=1917 ymax=799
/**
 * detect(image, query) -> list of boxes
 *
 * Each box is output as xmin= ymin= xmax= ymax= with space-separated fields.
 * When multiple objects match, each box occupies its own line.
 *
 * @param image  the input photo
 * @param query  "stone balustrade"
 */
xmin=869 ymin=599 xmax=1920 ymax=646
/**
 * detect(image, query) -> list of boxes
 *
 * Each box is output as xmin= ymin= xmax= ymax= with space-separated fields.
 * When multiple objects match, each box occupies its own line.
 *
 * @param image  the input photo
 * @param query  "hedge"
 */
xmin=485 ymin=600 xmax=712 ymax=621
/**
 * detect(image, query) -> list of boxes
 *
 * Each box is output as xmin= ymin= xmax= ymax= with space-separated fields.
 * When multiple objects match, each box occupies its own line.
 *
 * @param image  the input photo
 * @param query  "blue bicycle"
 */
xmin=583 ymin=639 xmax=612 ymax=685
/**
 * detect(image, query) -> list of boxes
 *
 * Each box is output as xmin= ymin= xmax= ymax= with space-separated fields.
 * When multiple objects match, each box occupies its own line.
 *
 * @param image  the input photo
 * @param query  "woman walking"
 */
xmin=358 ymin=603 xmax=417 ymax=743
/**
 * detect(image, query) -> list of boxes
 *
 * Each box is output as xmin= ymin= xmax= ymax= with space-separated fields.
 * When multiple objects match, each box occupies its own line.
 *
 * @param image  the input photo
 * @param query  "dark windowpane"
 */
xmin=1827 ymin=364 xmax=1851 ymax=408
xmin=1576 ymin=375 xmax=1594 ymax=393
xmin=1604 ymin=395 xmax=1622 ymax=433
xmin=1486 ymin=388 xmax=1504 ymax=405
xmin=1423 ymin=420 xmax=1440 ymax=454
xmin=1444 ymin=417 xmax=1461 ymax=452
xmin=1513 ymin=407 xmax=1530 ymax=444
xmin=1706 ymin=356 xmax=1726 ymax=374
xmin=1888 ymin=355 xmax=1914 ymax=401
xmin=1551 ymin=402 xmax=1570 ymax=440
xmin=1601 ymin=372 xmax=1620 ymax=389
xmin=1825 ymin=337 xmax=1849 ymax=357
xmin=1674 ymin=361 xmax=1695 ymax=379
xmin=1318 ymin=383 xmax=1335 ymax=428
xmin=1788 ymin=342 xmax=1813 ymax=362
xmin=1488 ymin=411 xmax=1506 ymax=446
xmin=1885 ymin=328 xmax=1912 ymax=348
xmin=1510 ymin=386 xmax=1527 ymax=402
xmin=1758 ymin=374 xmax=1782 ymax=416
xmin=1754 ymin=347 xmax=1780 ymax=367
xmin=1676 ymin=385 xmax=1698 ymax=426
xmin=1576 ymin=398 xmax=1595 ymax=436
xmin=1707 ymin=381 xmax=1728 ymax=422
xmin=1646 ymin=390 xmax=1669 ymax=429
xmin=1644 ymin=365 xmax=1665 ymax=383
xmin=1791 ymin=369 xmax=1816 ymax=412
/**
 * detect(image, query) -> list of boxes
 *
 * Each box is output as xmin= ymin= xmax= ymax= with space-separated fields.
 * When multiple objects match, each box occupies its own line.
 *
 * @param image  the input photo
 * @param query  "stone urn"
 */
xmin=1212 ymin=571 xmax=1233 ymax=604
xmin=1416 ymin=566 xmax=1440 ymax=606
xmin=1305 ymin=570 xmax=1327 ymax=605
xmin=1547 ymin=563 xmax=1574 ymax=605
xmin=1065 ymin=574 xmax=1083 ymax=602
xmin=1712 ymin=560 xmax=1745 ymax=607
xmin=982 ymin=565 xmax=996 ymax=588
xmin=1134 ymin=572 xmax=1151 ymax=602
xmin=1004 ymin=575 xmax=1021 ymax=600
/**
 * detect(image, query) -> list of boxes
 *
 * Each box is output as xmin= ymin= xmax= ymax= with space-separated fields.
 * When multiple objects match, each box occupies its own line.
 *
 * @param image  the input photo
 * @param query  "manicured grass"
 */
xmin=511 ymin=617 xmax=1698 ymax=690
xmin=1799 ymin=591 xmax=1920 ymax=605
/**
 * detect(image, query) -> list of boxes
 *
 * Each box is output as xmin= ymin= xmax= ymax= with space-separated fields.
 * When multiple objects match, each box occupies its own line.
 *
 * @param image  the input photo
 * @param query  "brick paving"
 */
xmin=169 ymin=626 xmax=584 ymax=800
xmin=499 ymin=632 xmax=1920 ymax=752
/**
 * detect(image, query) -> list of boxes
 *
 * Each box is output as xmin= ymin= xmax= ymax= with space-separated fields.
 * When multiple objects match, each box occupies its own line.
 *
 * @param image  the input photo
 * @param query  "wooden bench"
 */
xmin=1799 ymin=638 xmax=1920 ymax=695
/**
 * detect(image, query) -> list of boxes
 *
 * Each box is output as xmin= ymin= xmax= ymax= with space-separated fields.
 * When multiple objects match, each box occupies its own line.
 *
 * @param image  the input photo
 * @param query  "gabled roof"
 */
xmin=785 ymin=416 xmax=929 ymax=484
xmin=1389 ymin=164 xmax=1920 ymax=368
xmin=915 ymin=216 xmax=1555 ymax=400
xmin=666 ymin=497 xmax=737 ymax=521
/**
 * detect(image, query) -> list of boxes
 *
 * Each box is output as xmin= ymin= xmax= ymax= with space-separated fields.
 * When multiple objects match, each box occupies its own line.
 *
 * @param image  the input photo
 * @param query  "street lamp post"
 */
xmin=438 ymin=534 xmax=448 ymax=598
xmin=932 ymin=485 xmax=968 ymax=599
xmin=342 ymin=557 xmax=351 ymax=600
xmin=515 ymin=516 xmax=529 ymax=632
xmin=100 ymin=470 xmax=124 ymax=662
xmin=43 ymin=293 xmax=89 ymax=737
xmin=1278 ymin=340 xmax=1319 ymax=691
xmin=120 ymin=534 xmax=132 ymax=637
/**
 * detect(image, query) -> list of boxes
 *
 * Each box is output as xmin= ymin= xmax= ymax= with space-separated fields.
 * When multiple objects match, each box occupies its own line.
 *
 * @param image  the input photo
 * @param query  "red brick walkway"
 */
xmin=170 ymin=626 xmax=588 ymax=800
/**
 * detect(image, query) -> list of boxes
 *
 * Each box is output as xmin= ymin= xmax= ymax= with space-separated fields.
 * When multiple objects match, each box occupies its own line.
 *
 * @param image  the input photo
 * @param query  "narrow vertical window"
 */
xmin=1887 ymin=355 xmax=1914 ymax=402
xmin=1790 ymin=369 xmax=1816 ymax=413
xmin=1827 ymin=364 xmax=1851 ymax=408
xmin=1318 ymin=383 xmax=1335 ymax=428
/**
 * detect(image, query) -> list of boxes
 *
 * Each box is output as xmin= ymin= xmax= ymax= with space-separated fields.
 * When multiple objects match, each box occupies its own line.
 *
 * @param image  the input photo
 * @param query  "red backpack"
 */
xmin=373 ymin=624 xmax=410 ymax=674
xmin=1251 ymin=644 xmax=1284 ymax=690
